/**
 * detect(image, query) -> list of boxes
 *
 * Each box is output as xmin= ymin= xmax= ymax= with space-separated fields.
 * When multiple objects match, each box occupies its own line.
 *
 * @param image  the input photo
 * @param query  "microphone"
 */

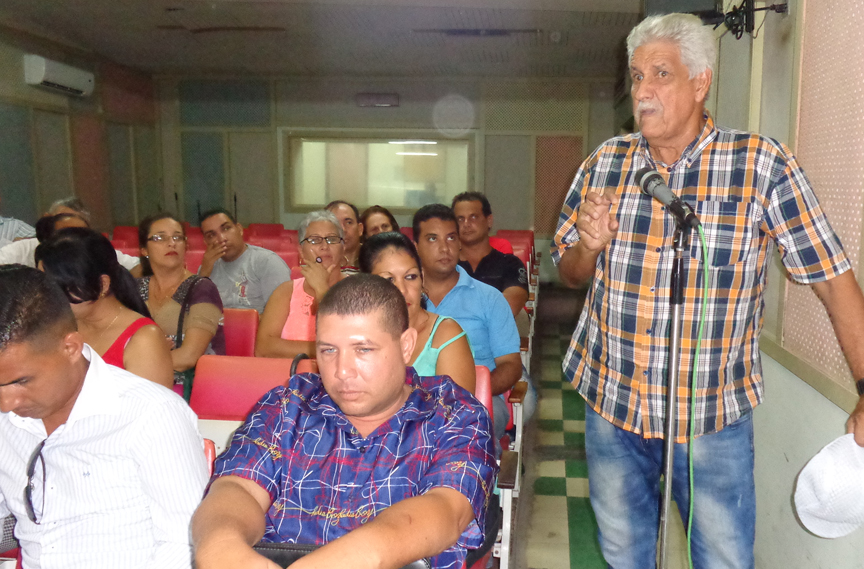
xmin=635 ymin=167 xmax=700 ymax=228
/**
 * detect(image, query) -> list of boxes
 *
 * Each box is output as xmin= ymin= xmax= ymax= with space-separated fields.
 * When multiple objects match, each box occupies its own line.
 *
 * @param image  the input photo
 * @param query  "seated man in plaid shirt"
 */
xmin=553 ymin=12 xmax=864 ymax=569
xmin=192 ymin=274 xmax=497 ymax=569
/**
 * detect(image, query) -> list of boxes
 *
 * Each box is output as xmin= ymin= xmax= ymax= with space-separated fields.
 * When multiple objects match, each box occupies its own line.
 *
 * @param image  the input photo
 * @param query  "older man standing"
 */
xmin=552 ymin=13 xmax=864 ymax=568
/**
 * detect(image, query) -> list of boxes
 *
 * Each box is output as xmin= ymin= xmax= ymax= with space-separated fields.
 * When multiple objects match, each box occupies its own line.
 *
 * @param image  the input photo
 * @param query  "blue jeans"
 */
xmin=585 ymin=406 xmax=755 ymax=569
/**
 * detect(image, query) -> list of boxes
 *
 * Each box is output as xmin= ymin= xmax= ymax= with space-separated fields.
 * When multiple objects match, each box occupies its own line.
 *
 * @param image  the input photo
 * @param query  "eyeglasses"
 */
xmin=24 ymin=439 xmax=46 ymax=524
xmin=301 ymin=236 xmax=343 ymax=245
xmin=147 ymin=234 xmax=186 ymax=244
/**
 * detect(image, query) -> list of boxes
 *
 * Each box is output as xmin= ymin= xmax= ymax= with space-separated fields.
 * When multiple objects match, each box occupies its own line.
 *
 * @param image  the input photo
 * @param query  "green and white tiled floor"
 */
xmin=516 ymin=288 xmax=688 ymax=569
xmin=520 ymin=322 xmax=606 ymax=569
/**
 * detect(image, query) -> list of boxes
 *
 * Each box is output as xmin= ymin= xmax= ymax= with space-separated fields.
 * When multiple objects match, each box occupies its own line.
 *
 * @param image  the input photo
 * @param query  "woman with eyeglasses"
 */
xmin=256 ymin=210 xmax=345 ymax=358
xmin=34 ymin=227 xmax=174 ymax=389
xmin=137 ymin=212 xmax=225 ymax=397
xmin=359 ymin=231 xmax=475 ymax=393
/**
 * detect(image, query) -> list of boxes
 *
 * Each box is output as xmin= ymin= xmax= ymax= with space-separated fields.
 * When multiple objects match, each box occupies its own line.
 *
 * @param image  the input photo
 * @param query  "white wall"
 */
xmin=754 ymin=354 xmax=864 ymax=568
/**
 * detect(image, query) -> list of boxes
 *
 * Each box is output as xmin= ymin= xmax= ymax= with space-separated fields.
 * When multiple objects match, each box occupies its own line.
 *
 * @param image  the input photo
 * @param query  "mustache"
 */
xmin=636 ymin=101 xmax=662 ymax=117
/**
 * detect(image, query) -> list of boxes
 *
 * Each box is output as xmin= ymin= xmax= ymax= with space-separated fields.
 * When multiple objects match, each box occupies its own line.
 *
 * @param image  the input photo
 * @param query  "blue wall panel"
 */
xmin=179 ymin=80 xmax=270 ymax=127
xmin=181 ymin=132 xmax=225 ymax=222
xmin=0 ymin=102 xmax=37 ymax=223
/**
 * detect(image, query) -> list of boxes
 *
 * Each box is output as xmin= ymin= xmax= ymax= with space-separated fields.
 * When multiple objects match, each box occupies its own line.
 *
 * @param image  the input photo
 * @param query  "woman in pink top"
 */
xmin=35 ymin=228 xmax=174 ymax=388
xmin=256 ymin=210 xmax=345 ymax=358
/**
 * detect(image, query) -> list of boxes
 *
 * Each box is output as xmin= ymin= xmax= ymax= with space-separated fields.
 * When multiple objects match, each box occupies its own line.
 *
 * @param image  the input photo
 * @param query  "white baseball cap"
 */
xmin=794 ymin=434 xmax=864 ymax=538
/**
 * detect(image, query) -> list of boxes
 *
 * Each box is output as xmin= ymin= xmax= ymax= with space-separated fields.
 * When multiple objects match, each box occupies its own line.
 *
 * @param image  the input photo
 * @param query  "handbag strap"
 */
xmin=174 ymin=275 xmax=201 ymax=349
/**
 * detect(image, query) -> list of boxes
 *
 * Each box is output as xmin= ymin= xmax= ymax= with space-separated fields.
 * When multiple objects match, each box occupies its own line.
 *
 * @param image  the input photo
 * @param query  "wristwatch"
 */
xmin=857 ymin=378 xmax=864 ymax=397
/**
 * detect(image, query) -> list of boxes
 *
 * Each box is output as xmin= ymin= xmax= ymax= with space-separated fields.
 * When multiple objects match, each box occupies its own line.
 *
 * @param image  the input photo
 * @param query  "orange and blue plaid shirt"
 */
xmin=551 ymin=114 xmax=850 ymax=441
xmin=214 ymin=368 xmax=497 ymax=569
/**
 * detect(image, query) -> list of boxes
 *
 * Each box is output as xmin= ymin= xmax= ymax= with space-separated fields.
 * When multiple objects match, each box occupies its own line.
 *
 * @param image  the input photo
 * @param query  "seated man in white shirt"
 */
xmin=0 ymin=212 xmax=141 ymax=275
xmin=198 ymin=208 xmax=291 ymax=314
xmin=0 ymin=265 xmax=208 ymax=569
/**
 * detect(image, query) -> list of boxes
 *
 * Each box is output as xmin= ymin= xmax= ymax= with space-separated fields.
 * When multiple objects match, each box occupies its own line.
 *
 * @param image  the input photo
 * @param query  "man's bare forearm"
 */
xmin=490 ymin=358 xmax=522 ymax=395
xmin=558 ymin=241 xmax=601 ymax=289
xmin=290 ymin=488 xmax=473 ymax=569
xmin=811 ymin=270 xmax=864 ymax=379
xmin=192 ymin=478 xmax=269 ymax=562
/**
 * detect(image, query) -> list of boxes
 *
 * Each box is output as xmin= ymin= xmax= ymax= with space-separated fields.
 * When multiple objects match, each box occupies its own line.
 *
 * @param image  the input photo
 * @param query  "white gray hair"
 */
xmin=627 ymin=13 xmax=717 ymax=78
xmin=298 ymin=210 xmax=343 ymax=242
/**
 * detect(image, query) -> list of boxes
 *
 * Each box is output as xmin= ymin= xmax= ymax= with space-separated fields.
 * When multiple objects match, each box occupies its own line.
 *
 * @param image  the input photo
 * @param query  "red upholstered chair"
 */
xmin=223 ymin=308 xmax=259 ymax=357
xmin=247 ymin=223 xmax=285 ymax=237
xmin=185 ymin=250 xmax=205 ymax=274
xmin=488 ymin=236 xmax=514 ymax=255
xmin=290 ymin=266 xmax=303 ymax=280
xmin=282 ymin=229 xmax=299 ymax=245
xmin=277 ymin=249 xmax=299 ymax=269
xmin=112 ymin=226 xmax=137 ymax=242
xmin=189 ymin=355 xmax=294 ymax=421
xmin=399 ymin=226 xmax=414 ymax=241
xmin=204 ymin=438 xmax=217 ymax=477
xmin=186 ymin=232 xmax=205 ymax=251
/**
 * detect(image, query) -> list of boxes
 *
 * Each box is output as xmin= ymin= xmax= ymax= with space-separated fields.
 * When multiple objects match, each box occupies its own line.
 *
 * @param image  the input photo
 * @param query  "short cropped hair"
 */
xmin=0 ymin=265 xmax=77 ymax=351
xmin=48 ymin=197 xmax=91 ymax=224
xmin=199 ymin=207 xmax=237 ymax=226
xmin=325 ymin=200 xmax=360 ymax=222
xmin=412 ymin=204 xmax=457 ymax=242
xmin=298 ymin=210 xmax=343 ymax=243
xmin=627 ymin=13 xmax=716 ymax=78
xmin=35 ymin=213 xmax=89 ymax=243
xmin=452 ymin=192 xmax=492 ymax=217
xmin=317 ymin=273 xmax=408 ymax=339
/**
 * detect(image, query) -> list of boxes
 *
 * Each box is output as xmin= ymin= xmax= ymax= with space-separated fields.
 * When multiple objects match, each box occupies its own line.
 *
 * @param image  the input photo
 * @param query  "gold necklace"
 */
xmin=151 ymin=275 xmax=184 ymax=304
xmin=95 ymin=306 xmax=124 ymax=344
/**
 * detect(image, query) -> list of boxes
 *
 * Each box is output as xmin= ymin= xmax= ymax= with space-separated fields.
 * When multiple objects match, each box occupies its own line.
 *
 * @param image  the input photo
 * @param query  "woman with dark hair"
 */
xmin=35 ymin=227 xmax=174 ymax=388
xmin=137 ymin=213 xmax=224 ymax=397
xmin=359 ymin=231 xmax=475 ymax=393
xmin=360 ymin=205 xmax=400 ymax=239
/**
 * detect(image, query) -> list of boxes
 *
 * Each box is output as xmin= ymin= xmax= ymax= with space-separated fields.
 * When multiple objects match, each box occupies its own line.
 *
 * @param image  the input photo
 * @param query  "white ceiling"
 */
xmin=0 ymin=0 xmax=642 ymax=78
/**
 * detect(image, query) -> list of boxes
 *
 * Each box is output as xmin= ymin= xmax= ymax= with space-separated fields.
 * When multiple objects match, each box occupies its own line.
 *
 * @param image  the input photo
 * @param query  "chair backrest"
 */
xmin=185 ymin=250 xmax=205 ymax=274
xmin=277 ymin=249 xmax=299 ymax=269
xmin=489 ymin=236 xmax=514 ymax=255
xmin=247 ymin=223 xmax=285 ymax=237
xmin=186 ymin=232 xmax=206 ymax=250
xmin=249 ymin=234 xmax=292 ymax=252
xmin=399 ymin=226 xmax=414 ymax=241
xmin=112 ymin=226 xmax=137 ymax=242
xmin=290 ymin=265 xmax=303 ymax=279
xmin=474 ymin=365 xmax=493 ymax=423
xmin=190 ymin=355 xmax=294 ymax=420
xmin=223 ymin=308 xmax=259 ymax=357
xmin=282 ymin=229 xmax=299 ymax=244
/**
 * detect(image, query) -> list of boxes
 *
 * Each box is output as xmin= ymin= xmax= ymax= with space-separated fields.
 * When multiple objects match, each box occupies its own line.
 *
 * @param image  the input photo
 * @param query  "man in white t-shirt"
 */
xmin=198 ymin=209 xmax=291 ymax=314
xmin=0 ymin=265 xmax=208 ymax=569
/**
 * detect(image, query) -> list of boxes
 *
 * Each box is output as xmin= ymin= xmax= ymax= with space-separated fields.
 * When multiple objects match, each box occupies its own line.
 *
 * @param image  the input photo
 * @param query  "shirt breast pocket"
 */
xmin=690 ymin=201 xmax=757 ymax=267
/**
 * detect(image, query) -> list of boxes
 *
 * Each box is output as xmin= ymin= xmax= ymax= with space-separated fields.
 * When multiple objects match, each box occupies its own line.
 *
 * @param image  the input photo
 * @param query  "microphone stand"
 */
xmin=659 ymin=222 xmax=690 ymax=569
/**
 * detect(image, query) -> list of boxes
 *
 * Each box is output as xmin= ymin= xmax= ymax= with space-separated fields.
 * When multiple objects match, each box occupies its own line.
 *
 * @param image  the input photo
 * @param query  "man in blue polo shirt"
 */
xmin=413 ymin=204 xmax=522 ymax=443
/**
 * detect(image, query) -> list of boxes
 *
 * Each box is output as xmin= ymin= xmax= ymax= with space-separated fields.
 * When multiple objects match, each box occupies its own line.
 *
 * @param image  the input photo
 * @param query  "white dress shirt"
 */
xmin=0 ymin=238 xmax=140 ymax=271
xmin=0 ymin=345 xmax=208 ymax=569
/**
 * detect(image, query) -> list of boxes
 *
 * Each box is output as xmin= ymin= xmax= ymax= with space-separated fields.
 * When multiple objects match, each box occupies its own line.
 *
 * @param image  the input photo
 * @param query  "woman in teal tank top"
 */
xmin=359 ymin=232 xmax=476 ymax=393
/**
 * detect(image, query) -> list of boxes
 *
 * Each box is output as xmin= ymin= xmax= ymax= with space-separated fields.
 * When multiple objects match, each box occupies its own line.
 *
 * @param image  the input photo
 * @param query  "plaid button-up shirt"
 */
xmin=214 ymin=368 xmax=497 ymax=569
xmin=551 ymin=114 xmax=850 ymax=440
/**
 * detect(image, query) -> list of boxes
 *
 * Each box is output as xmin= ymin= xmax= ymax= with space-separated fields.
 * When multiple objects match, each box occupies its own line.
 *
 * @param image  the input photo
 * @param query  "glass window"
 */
xmin=282 ymin=133 xmax=473 ymax=212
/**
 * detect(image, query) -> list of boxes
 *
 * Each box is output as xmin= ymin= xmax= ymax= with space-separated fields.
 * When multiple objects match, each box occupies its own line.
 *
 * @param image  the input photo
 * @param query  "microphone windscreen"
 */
xmin=634 ymin=167 xmax=660 ymax=196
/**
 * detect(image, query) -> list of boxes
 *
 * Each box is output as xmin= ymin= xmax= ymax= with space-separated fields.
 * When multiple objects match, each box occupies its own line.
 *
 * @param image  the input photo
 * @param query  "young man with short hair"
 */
xmin=412 ymin=204 xmax=523 ymax=443
xmin=198 ymin=208 xmax=291 ymax=314
xmin=0 ymin=265 xmax=208 ymax=569
xmin=452 ymin=192 xmax=529 ymax=318
xmin=192 ymin=274 xmax=496 ymax=569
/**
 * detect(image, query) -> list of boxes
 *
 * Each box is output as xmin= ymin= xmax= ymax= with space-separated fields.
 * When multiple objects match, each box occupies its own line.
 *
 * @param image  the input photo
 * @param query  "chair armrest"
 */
xmin=290 ymin=353 xmax=310 ymax=376
xmin=498 ymin=450 xmax=519 ymax=490
xmin=253 ymin=542 xmax=430 ymax=569
xmin=508 ymin=381 xmax=528 ymax=405
xmin=520 ymin=337 xmax=529 ymax=351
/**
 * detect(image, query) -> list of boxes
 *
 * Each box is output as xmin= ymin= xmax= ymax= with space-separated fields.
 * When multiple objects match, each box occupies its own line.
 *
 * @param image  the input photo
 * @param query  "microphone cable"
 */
xmin=685 ymin=225 xmax=710 ymax=569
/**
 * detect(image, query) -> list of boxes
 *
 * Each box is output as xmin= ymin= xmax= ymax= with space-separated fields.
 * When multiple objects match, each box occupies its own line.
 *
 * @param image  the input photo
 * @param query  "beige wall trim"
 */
xmin=761 ymin=337 xmax=858 ymax=413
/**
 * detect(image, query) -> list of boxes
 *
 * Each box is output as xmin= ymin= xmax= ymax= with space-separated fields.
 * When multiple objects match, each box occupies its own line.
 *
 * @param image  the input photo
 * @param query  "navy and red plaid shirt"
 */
xmin=214 ymin=368 xmax=497 ymax=569
xmin=552 ymin=114 xmax=850 ymax=440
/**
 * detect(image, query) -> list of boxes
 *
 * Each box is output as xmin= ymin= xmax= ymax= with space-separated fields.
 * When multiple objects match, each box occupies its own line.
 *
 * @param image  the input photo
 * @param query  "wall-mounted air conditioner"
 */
xmin=23 ymin=54 xmax=95 ymax=97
